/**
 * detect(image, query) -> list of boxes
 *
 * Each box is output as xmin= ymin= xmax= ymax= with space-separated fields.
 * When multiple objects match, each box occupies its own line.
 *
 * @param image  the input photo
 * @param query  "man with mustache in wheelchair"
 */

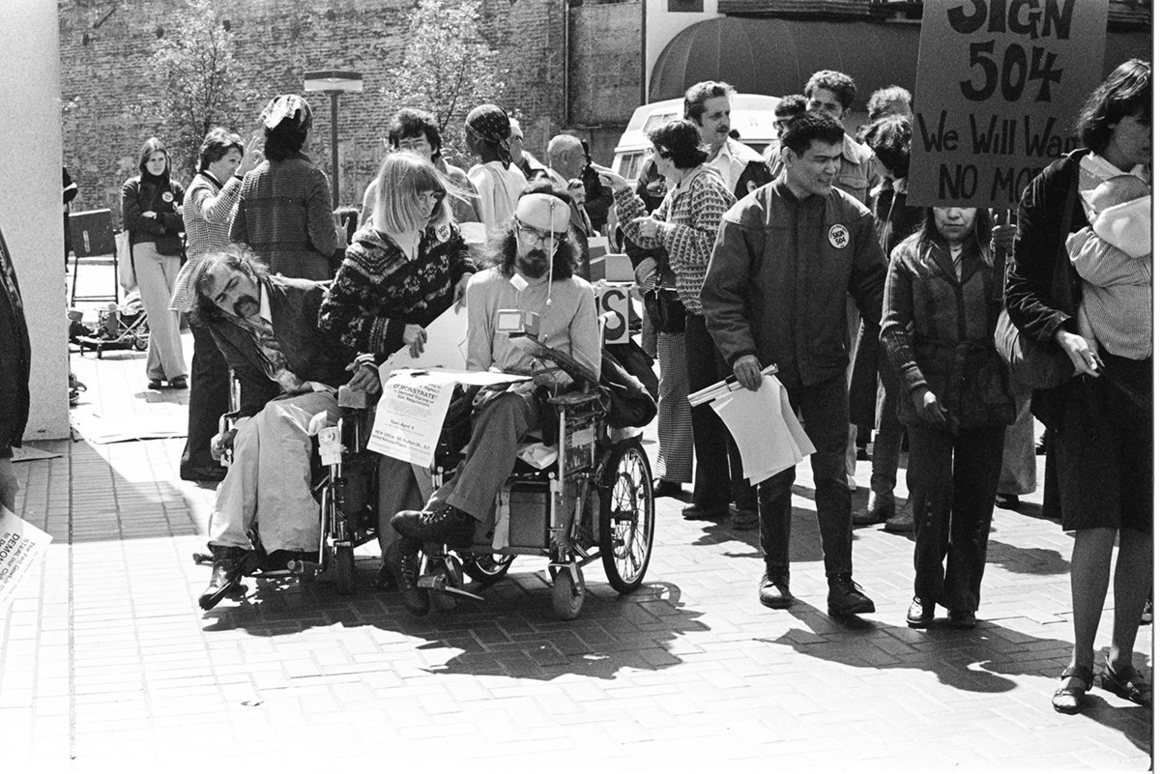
xmin=190 ymin=244 xmax=381 ymax=610
xmin=385 ymin=188 xmax=602 ymax=614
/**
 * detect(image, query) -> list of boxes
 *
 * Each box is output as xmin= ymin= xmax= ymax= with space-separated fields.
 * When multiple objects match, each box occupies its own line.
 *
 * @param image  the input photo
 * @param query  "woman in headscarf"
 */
xmin=229 ymin=94 xmax=344 ymax=280
xmin=121 ymin=137 xmax=187 ymax=390
xmin=463 ymin=103 xmax=527 ymax=238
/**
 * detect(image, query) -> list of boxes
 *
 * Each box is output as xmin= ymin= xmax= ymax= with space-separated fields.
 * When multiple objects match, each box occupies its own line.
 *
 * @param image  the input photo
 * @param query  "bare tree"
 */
xmin=147 ymin=0 xmax=257 ymax=176
xmin=381 ymin=0 xmax=508 ymax=167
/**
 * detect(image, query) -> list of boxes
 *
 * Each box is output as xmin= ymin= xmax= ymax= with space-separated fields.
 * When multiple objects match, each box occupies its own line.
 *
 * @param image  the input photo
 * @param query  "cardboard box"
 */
xmin=589 ymin=252 xmax=633 ymax=282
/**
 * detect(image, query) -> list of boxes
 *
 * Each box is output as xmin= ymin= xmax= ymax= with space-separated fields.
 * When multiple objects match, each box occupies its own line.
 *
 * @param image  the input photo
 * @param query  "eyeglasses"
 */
xmin=513 ymin=217 xmax=568 ymax=244
xmin=652 ymin=146 xmax=673 ymax=160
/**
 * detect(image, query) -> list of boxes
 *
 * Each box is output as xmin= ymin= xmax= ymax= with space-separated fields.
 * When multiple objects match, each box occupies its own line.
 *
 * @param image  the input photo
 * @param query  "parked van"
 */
xmin=612 ymin=93 xmax=781 ymax=183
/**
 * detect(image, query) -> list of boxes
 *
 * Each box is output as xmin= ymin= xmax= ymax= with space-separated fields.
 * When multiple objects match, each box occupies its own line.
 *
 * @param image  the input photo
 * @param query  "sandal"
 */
xmin=1100 ymin=658 xmax=1152 ymax=708
xmin=1052 ymin=664 xmax=1093 ymax=714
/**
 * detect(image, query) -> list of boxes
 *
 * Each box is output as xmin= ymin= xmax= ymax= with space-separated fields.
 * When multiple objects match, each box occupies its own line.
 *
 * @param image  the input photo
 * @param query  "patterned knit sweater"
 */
xmin=614 ymin=166 xmax=735 ymax=315
xmin=318 ymin=221 xmax=475 ymax=357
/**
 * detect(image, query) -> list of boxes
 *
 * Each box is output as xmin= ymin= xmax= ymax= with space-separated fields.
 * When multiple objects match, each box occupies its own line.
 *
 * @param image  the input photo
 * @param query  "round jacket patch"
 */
xmin=828 ymin=224 xmax=849 ymax=249
xmin=435 ymin=223 xmax=451 ymax=243
xmin=161 ymin=191 xmax=174 ymax=203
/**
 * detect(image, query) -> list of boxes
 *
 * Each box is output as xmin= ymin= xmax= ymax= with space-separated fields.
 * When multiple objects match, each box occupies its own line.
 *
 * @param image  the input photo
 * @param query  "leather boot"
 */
xmin=392 ymin=505 xmax=476 ymax=549
xmin=827 ymin=573 xmax=876 ymax=618
xmin=198 ymin=545 xmax=246 ymax=611
xmin=384 ymin=539 xmax=430 ymax=616
xmin=758 ymin=566 xmax=794 ymax=609
xmin=852 ymin=490 xmax=895 ymax=526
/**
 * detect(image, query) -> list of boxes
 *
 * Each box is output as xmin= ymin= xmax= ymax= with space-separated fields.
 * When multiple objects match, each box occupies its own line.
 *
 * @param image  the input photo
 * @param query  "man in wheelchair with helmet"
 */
xmin=386 ymin=188 xmax=602 ymax=614
xmin=190 ymin=245 xmax=380 ymax=610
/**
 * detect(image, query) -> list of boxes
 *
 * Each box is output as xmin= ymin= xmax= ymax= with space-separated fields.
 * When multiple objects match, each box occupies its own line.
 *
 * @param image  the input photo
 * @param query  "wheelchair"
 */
xmin=411 ymin=337 xmax=657 ymax=620
xmin=192 ymin=379 xmax=381 ymax=599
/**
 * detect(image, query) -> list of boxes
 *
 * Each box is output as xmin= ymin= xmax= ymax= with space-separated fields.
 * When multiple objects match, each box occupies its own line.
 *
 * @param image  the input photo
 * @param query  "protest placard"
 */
xmin=0 ymin=506 xmax=53 ymax=611
xmin=909 ymin=0 xmax=1109 ymax=208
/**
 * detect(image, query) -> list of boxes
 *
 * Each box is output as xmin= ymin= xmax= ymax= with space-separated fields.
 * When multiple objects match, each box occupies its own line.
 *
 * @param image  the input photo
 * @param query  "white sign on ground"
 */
xmin=0 ymin=506 xmax=52 ymax=611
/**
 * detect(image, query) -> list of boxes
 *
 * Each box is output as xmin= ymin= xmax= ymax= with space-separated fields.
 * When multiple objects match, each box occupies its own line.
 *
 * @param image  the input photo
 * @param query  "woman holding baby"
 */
xmin=1006 ymin=59 xmax=1151 ymax=714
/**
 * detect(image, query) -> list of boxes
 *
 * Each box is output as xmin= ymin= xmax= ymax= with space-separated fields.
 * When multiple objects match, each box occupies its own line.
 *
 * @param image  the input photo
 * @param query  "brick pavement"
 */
xmin=0 ymin=315 xmax=1152 ymax=769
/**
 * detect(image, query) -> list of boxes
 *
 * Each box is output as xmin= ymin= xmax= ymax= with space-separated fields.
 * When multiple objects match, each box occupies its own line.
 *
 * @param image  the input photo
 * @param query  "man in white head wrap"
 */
xmin=385 ymin=191 xmax=602 ymax=614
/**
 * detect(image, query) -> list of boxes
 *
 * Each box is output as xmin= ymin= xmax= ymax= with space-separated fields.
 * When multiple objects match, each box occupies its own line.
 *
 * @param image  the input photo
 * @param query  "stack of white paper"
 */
xmin=690 ymin=368 xmax=814 ymax=484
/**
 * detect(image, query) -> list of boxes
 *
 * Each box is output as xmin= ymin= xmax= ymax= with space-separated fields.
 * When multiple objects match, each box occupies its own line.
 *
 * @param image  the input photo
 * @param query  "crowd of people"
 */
xmin=5 ymin=60 xmax=1144 ymax=717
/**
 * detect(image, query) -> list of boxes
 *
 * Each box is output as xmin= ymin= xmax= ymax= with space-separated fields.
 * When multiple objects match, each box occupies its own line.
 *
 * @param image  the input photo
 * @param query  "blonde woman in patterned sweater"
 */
xmin=318 ymin=153 xmax=475 ymax=585
xmin=595 ymin=119 xmax=758 ymax=529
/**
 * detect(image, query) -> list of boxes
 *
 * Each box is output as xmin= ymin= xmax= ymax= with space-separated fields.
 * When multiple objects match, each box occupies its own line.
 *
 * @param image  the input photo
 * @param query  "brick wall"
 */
xmin=59 ymin=0 xmax=644 ymax=225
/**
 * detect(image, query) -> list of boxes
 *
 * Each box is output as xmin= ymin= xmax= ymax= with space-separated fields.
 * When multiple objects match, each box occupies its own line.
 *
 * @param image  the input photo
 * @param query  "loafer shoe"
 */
xmin=652 ymin=480 xmax=685 ymax=499
xmin=827 ymin=574 xmax=875 ymax=618
xmin=906 ymin=597 xmax=936 ymax=628
xmin=853 ymin=491 xmax=894 ymax=526
xmin=994 ymin=493 xmax=1019 ymax=509
xmin=731 ymin=508 xmax=758 ymax=530
xmin=884 ymin=500 xmax=914 ymax=533
xmin=681 ymin=502 xmax=730 ymax=520
xmin=169 ymin=376 xmax=188 ymax=390
xmin=758 ymin=568 xmax=794 ymax=609
xmin=948 ymin=610 xmax=977 ymax=629
xmin=147 ymin=379 xmax=163 ymax=390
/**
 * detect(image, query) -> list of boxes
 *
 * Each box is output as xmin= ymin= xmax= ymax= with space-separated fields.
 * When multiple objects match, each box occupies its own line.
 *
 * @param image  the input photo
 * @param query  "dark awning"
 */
xmin=649 ymin=17 xmax=1152 ymax=111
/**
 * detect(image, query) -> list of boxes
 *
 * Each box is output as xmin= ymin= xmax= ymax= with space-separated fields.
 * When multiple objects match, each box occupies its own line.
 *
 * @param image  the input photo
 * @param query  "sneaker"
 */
xmin=758 ymin=568 xmax=794 ymax=609
xmin=827 ymin=574 xmax=875 ymax=618
xmin=853 ymin=491 xmax=894 ymax=526
xmin=906 ymin=597 xmax=935 ymax=628
xmin=884 ymin=499 xmax=914 ymax=533
xmin=392 ymin=504 xmax=476 ymax=548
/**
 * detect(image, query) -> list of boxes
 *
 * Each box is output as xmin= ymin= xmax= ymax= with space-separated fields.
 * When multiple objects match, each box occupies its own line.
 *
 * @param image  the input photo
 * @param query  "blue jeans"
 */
xmin=758 ymin=373 xmax=852 ymax=577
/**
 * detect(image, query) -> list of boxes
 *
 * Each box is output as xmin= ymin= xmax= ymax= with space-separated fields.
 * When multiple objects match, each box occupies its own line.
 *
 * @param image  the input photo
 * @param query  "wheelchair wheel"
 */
xmin=598 ymin=440 xmax=655 ymax=594
xmin=335 ymin=544 xmax=355 ymax=596
xmin=551 ymin=565 xmax=585 ymax=620
xmin=461 ymin=552 xmax=515 ymax=586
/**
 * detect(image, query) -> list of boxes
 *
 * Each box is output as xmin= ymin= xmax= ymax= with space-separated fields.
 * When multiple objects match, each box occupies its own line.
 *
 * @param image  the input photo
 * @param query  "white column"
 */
xmin=0 ymin=0 xmax=69 ymax=441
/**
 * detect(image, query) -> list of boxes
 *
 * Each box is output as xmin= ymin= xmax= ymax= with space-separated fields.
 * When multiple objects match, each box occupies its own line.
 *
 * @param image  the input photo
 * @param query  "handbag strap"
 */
xmin=1050 ymin=155 xmax=1082 ymax=315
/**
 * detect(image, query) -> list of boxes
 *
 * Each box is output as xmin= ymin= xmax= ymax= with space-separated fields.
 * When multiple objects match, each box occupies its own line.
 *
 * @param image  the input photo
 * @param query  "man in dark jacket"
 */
xmin=702 ymin=112 xmax=886 ymax=619
xmin=0 ymin=225 xmax=31 ymax=512
xmin=190 ymin=245 xmax=379 ymax=610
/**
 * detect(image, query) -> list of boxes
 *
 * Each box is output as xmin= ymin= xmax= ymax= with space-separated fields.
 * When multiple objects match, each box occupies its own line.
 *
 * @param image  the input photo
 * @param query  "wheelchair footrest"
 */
xmin=417 ymin=573 xmax=485 ymax=602
xmin=285 ymin=559 xmax=321 ymax=579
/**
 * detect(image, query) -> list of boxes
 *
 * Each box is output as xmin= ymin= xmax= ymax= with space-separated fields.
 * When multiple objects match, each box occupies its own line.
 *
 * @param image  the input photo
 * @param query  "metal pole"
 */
xmin=329 ymin=91 xmax=340 ymax=209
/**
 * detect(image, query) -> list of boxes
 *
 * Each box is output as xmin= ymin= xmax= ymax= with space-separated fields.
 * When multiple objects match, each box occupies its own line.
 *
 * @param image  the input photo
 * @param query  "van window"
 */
xmin=642 ymin=112 xmax=679 ymax=134
xmin=615 ymin=151 xmax=646 ymax=183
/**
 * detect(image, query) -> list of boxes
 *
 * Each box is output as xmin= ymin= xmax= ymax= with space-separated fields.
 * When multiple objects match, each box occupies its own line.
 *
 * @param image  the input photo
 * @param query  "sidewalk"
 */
xmin=0 ymin=323 xmax=1152 ymax=770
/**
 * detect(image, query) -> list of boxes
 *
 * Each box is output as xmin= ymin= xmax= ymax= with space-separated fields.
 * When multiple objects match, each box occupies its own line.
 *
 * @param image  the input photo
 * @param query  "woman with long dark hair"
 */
xmin=880 ymin=206 xmax=1012 ymax=630
xmin=1007 ymin=59 xmax=1152 ymax=713
xmin=121 ymin=137 xmax=187 ymax=390
xmin=230 ymin=94 xmax=342 ymax=280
